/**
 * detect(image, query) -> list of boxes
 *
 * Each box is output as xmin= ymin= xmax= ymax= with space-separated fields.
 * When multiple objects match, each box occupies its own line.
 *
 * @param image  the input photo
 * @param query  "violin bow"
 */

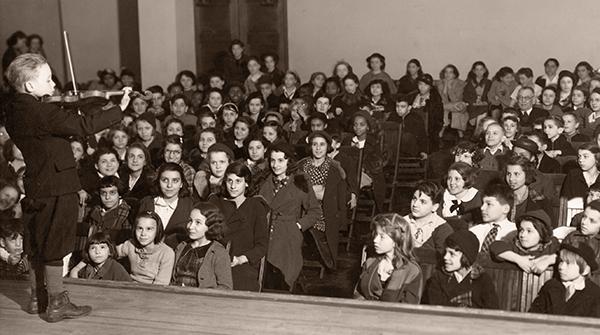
xmin=63 ymin=30 xmax=78 ymax=95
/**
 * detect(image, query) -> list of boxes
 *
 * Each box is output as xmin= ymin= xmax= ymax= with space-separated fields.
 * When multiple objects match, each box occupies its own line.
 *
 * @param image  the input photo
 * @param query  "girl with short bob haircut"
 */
xmin=438 ymin=162 xmax=482 ymax=230
xmin=561 ymin=143 xmax=600 ymax=200
xmin=117 ymin=211 xmax=175 ymax=285
xmin=172 ymin=201 xmax=233 ymax=289
xmin=355 ymin=213 xmax=422 ymax=303
xmin=71 ymin=232 xmax=131 ymax=282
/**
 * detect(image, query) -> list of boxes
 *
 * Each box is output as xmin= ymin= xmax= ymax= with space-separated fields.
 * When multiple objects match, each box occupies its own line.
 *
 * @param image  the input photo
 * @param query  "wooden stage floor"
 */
xmin=1 ymin=279 xmax=599 ymax=334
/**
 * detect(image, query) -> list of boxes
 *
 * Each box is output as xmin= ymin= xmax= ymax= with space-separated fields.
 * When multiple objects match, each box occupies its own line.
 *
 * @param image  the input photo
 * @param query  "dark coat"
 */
xmin=258 ymin=172 xmax=322 ymax=287
xmin=409 ymin=89 xmax=444 ymax=153
xmin=396 ymin=75 xmax=418 ymax=96
xmin=5 ymin=93 xmax=123 ymax=198
xmin=548 ymin=135 xmax=576 ymax=156
xmin=173 ymin=240 xmax=233 ymax=289
xmin=423 ymin=269 xmax=499 ymax=309
xmin=223 ymin=54 xmax=249 ymax=84
xmin=355 ymin=257 xmax=423 ymax=303
xmin=387 ymin=110 xmax=427 ymax=154
xmin=119 ymin=168 xmax=155 ymax=204
xmin=137 ymin=196 xmax=194 ymax=248
xmin=561 ymin=168 xmax=596 ymax=200
xmin=299 ymin=157 xmax=348 ymax=267
xmin=529 ymin=278 xmax=600 ymax=317
xmin=518 ymin=107 xmax=549 ymax=129
xmin=537 ymin=154 xmax=561 ymax=174
xmin=208 ymin=195 xmax=269 ymax=291
xmin=78 ymin=258 xmax=131 ymax=282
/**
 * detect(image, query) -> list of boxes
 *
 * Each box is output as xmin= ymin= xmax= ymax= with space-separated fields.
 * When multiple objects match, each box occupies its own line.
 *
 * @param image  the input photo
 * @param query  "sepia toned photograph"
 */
xmin=1 ymin=0 xmax=600 ymax=333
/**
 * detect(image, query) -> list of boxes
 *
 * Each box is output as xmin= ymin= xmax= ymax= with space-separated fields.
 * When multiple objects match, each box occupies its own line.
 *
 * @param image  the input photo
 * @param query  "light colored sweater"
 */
xmin=116 ymin=240 xmax=175 ymax=285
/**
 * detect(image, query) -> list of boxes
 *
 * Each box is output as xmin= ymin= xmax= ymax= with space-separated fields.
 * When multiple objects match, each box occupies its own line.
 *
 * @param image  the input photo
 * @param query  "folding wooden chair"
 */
xmin=519 ymin=269 xmax=554 ymax=312
xmin=258 ymin=256 xmax=266 ymax=293
xmin=557 ymin=197 xmax=584 ymax=227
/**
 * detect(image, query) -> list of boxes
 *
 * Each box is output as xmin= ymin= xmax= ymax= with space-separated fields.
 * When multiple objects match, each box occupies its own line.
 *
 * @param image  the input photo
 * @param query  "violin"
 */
xmin=42 ymin=89 xmax=151 ymax=104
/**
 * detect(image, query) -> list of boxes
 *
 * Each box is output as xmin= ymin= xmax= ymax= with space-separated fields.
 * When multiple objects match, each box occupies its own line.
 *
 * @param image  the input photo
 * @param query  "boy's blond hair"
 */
xmin=5 ymin=53 xmax=47 ymax=92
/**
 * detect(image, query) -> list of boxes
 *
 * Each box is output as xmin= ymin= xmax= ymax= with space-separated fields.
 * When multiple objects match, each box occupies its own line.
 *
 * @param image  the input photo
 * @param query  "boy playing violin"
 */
xmin=4 ymin=53 xmax=131 ymax=322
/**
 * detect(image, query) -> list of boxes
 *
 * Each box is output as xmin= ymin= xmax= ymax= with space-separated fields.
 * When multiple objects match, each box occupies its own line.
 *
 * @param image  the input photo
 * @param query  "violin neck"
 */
xmin=105 ymin=91 xmax=125 ymax=98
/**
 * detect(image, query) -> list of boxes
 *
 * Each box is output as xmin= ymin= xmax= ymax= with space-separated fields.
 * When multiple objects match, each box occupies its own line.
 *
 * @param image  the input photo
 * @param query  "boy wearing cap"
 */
xmin=469 ymin=183 xmax=516 ymax=257
xmin=529 ymin=242 xmax=600 ymax=317
xmin=423 ymin=230 xmax=499 ymax=309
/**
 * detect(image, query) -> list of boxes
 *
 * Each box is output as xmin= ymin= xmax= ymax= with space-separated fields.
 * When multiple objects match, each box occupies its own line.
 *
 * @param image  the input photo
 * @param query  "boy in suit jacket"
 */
xmin=4 ymin=53 xmax=131 ymax=322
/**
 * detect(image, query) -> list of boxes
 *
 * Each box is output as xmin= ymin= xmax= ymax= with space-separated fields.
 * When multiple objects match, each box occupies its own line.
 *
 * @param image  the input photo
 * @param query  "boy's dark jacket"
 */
xmin=5 ymin=93 xmax=122 ymax=198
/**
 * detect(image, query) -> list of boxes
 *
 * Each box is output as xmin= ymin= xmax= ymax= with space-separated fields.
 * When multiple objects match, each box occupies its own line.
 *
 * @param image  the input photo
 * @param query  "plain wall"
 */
xmin=0 ymin=0 xmax=120 ymax=86
xmin=60 ymin=0 xmax=120 ymax=85
xmin=0 ymin=0 xmax=65 ymax=81
xmin=287 ymin=0 xmax=600 ymax=82
xmin=138 ymin=0 xmax=196 ymax=89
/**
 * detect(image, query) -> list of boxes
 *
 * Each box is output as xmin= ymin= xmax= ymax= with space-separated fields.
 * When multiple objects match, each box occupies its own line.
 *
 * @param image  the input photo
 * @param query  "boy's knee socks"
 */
xmin=45 ymin=265 xmax=66 ymax=295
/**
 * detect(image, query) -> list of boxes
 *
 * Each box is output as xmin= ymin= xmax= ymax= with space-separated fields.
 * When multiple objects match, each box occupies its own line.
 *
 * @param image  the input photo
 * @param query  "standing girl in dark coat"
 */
xmin=464 ymin=61 xmax=492 ymax=128
xmin=332 ymin=74 xmax=364 ymax=131
xmin=299 ymin=131 xmax=347 ymax=270
xmin=257 ymin=143 xmax=322 ymax=291
xmin=396 ymin=59 xmax=423 ymax=96
xmin=209 ymin=162 xmax=269 ymax=291
xmin=410 ymin=74 xmax=444 ymax=152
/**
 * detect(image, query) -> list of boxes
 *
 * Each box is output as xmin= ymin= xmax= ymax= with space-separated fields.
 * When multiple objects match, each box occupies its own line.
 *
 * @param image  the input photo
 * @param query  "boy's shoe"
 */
xmin=27 ymin=288 xmax=48 ymax=314
xmin=46 ymin=291 xmax=91 ymax=323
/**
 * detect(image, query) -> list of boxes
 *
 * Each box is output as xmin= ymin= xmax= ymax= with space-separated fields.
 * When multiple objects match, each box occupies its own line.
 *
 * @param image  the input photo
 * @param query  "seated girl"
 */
xmin=487 ymin=66 xmax=517 ymax=110
xmin=172 ymin=202 xmax=232 ymax=289
xmin=438 ymin=162 xmax=482 ymax=231
xmin=70 ymin=232 xmax=131 ymax=282
xmin=138 ymin=163 xmax=194 ymax=248
xmin=539 ymin=86 xmax=563 ymax=117
xmin=119 ymin=143 xmax=155 ymax=203
xmin=188 ymin=127 xmax=219 ymax=169
xmin=504 ymin=155 xmax=553 ymax=223
xmin=490 ymin=210 xmax=559 ymax=273
xmin=404 ymin=181 xmax=453 ymax=255
xmin=244 ymin=135 xmax=269 ymax=176
xmin=363 ymin=79 xmax=393 ymax=120
xmin=118 ymin=211 xmax=174 ymax=285
xmin=423 ymin=230 xmax=499 ymax=309
xmin=225 ymin=116 xmax=253 ymax=160
xmin=163 ymin=135 xmax=195 ymax=195
xmin=561 ymin=143 xmax=600 ymax=200
xmin=355 ymin=213 xmax=422 ymax=303
xmin=558 ymin=71 xmax=575 ymax=109
xmin=262 ymin=120 xmax=288 ymax=146
xmin=342 ymin=111 xmax=386 ymax=212
xmin=218 ymin=103 xmax=239 ymax=139
xmin=208 ymin=162 xmax=268 ymax=291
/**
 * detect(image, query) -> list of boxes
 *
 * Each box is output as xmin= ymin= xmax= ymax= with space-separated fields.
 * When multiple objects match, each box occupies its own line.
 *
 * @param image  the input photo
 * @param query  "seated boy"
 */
xmin=86 ymin=176 xmax=132 ymax=246
xmin=562 ymin=112 xmax=590 ymax=143
xmin=536 ymin=199 xmax=600 ymax=277
xmin=79 ymin=147 xmax=120 ymax=206
xmin=423 ymin=229 xmax=499 ymax=309
xmin=469 ymin=182 xmax=517 ymax=256
xmin=478 ymin=123 xmax=509 ymax=171
xmin=257 ymin=75 xmax=280 ymax=110
xmin=571 ymin=181 xmax=600 ymax=228
xmin=146 ymin=85 xmax=166 ymax=121
xmin=0 ymin=218 xmax=29 ymax=280
xmin=165 ymin=93 xmax=198 ymax=128
xmin=543 ymin=116 xmax=576 ymax=158
xmin=388 ymin=94 xmax=427 ymax=157
xmin=529 ymin=242 xmax=600 ymax=317
xmin=525 ymin=132 xmax=561 ymax=174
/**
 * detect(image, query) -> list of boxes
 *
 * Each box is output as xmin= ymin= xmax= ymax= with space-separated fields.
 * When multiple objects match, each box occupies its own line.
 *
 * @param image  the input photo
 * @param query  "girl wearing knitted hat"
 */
xmin=423 ymin=230 xmax=499 ymax=309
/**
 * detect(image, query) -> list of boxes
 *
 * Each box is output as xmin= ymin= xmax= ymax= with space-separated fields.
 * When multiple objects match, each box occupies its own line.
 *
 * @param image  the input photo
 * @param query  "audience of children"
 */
xmin=6 ymin=46 xmax=600 ymax=321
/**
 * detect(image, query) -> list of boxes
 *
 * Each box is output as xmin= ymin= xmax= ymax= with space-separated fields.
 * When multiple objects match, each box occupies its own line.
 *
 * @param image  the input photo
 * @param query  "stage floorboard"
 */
xmin=1 ymin=279 xmax=599 ymax=334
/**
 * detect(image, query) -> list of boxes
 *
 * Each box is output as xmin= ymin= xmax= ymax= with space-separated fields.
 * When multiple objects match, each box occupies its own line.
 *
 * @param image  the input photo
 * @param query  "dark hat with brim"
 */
xmin=512 ymin=137 xmax=540 ymax=155
xmin=561 ymin=242 xmax=599 ymax=272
